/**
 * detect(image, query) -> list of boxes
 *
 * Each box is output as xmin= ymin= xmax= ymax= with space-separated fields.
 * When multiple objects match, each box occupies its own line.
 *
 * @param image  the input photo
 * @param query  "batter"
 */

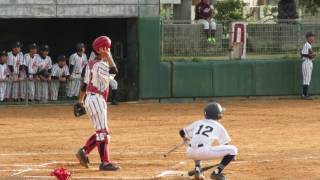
xmin=179 ymin=102 xmax=237 ymax=180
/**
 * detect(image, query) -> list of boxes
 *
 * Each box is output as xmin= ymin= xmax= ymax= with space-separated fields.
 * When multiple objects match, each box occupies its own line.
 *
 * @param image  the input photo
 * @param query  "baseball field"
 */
xmin=0 ymin=99 xmax=320 ymax=180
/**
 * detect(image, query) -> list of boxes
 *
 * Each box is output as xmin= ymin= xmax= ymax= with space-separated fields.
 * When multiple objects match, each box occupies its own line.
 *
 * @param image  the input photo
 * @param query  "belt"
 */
xmin=90 ymin=93 xmax=101 ymax=96
xmin=189 ymin=144 xmax=204 ymax=148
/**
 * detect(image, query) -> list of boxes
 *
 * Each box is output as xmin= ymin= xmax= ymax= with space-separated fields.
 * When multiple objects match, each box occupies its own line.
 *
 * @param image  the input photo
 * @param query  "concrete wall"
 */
xmin=0 ymin=0 xmax=159 ymax=18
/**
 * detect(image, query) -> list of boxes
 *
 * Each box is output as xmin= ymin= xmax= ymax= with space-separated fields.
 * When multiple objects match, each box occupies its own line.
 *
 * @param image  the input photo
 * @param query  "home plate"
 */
xmin=156 ymin=170 xmax=188 ymax=177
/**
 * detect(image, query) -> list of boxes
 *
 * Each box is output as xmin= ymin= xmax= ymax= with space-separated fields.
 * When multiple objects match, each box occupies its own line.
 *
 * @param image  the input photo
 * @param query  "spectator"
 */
xmin=277 ymin=0 xmax=298 ymax=22
xmin=195 ymin=0 xmax=217 ymax=44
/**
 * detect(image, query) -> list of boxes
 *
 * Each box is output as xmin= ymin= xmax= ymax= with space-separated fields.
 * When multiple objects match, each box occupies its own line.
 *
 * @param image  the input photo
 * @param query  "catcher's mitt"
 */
xmin=74 ymin=103 xmax=86 ymax=117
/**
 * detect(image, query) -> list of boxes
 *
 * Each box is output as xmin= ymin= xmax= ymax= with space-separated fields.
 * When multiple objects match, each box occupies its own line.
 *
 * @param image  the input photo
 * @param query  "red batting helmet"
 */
xmin=92 ymin=36 xmax=111 ymax=53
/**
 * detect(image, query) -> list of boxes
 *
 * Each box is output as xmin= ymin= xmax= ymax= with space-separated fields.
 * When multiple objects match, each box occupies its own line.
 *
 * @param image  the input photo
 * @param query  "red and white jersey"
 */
xmin=88 ymin=51 xmax=116 ymax=78
xmin=69 ymin=53 xmax=87 ymax=77
xmin=52 ymin=64 xmax=69 ymax=78
xmin=84 ymin=59 xmax=110 ymax=101
xmin=24 ymin=53 xmax=40 ymax=75
xmin=89 ymin=51 xmax=114 ymax=62
xmin=0 ymin=63 xmax=9 ymax=80
xmin=7 ymin=51 xmax=24 ymax=75
xmin=38 ymin=56 xmax=52 ymax=71
xmin=183 ymin=119 xmax=231 ymax=147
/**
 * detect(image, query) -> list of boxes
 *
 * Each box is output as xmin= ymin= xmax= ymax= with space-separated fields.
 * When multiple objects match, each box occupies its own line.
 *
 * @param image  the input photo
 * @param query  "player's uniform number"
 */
xmin=195 ymin=125 xmax=213 ymax=137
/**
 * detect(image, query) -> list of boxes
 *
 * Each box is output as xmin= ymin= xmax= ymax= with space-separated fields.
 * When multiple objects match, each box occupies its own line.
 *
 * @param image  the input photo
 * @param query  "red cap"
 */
xmin=92 ymin=36 xmax=111 ymax=53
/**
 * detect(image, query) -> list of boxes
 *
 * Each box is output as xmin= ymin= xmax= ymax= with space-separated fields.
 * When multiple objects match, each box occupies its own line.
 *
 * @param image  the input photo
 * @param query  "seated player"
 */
xmin=195 ymin=0 xmax=217 ymax=44
xmin=179 ymin=102 xmax=238 ymax=180
xmin=51 ymin=55 xmax=70 ymax=101
xmin=0 ymin=51 xmax=9 ymax=102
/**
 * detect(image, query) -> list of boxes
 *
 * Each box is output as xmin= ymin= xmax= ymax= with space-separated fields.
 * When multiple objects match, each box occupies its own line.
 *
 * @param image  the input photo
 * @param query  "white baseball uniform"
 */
xmin=7 ymin=52 xmax=25 ymax=100
xmin=197 ymin=19 xmax=217 ymax=30
xmin=24 ymin=53 xmax=40 ymax=100
xmin=0 ymin=63 xmax=9 ymax=101
xmin=183 ymin=119 xmax=238 ymax=161
xmin=38 ymin=56 xmax=52 ymax=101
xmin=84 ymin=59 xmax=111 ymax=140
xmin=302 ymin=42 xmax=314 ymax=85
xmin=89 ymin=51 xmax=96 ymax=62
xmin=68 ymin=53 xmax=87 ymax=97
xmin=89 ymin=51 xmax=118 ymax=90
xmin=51 ymin=64 xmax=69 ymax=101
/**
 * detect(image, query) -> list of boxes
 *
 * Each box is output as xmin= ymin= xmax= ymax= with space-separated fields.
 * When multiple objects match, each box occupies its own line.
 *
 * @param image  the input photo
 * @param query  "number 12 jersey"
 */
xmin=183 ymin=119 xmax=231 ymax=147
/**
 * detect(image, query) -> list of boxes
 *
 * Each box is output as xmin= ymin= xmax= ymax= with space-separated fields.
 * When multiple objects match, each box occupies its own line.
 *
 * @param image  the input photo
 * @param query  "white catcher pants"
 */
xmin=302 ymin=60 xmax=313 ymax=85
xmin=84 ymin=93 xmax=108 ymax=131
xmin=186 ymin=145 xmax=238 ymax=161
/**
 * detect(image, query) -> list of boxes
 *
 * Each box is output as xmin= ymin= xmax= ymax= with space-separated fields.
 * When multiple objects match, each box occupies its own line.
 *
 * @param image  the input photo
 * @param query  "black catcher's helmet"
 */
xmin=204 ymin=102 xmax=225 ymax=120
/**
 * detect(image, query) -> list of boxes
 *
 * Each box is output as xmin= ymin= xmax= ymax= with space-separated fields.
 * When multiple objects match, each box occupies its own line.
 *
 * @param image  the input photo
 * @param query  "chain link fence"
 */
xmin=161 ymin=19 xmax=320 ymax=60
xmin=0 ymin=79 xmax=78 ymax=105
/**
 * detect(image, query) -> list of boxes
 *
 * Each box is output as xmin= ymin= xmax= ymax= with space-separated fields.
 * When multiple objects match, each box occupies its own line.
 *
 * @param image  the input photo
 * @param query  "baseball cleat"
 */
xmin=76 ymin=148 xmax=89 ymax=168
xmin=194 ymin=166 xmax=205 ymax=180
xmin=302 ymin=95 xmax=313 ymax=100
xmin=210 ymin=172 xmax=226 ymax=180
xmin=99 ymin=162 xmax=120 ymax=171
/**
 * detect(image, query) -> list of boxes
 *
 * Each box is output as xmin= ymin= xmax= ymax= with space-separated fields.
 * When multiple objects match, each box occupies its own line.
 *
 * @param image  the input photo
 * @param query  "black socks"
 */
xmin=215 ymin=155 xmax=235 ymax=174
xmin=303 ymin=85 xmax=308 ymax=96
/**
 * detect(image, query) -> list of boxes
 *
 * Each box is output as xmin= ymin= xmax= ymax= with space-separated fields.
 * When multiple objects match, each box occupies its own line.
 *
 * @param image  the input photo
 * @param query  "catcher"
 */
xmin=74 ymin=36 xmax=119 ymax=171
xmin=179 ymin=102 xmax=238 ymax=180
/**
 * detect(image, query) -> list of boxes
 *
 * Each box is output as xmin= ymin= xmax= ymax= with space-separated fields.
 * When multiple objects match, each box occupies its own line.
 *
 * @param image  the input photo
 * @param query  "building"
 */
xmin=0 ymin=0 xmax=160 ymax=101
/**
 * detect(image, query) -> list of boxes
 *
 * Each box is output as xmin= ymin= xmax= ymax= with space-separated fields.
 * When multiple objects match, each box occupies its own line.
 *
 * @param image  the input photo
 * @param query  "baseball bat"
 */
xmin=163 ymin=141 xmax=185 ymax=158
xmin=188 ymin=164 xmax=219 ymax=176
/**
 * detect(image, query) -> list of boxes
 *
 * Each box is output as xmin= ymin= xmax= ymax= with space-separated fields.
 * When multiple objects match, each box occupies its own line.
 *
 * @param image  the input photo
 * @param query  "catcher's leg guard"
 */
xmin=96 ymin=129 xmax=110 ymax=163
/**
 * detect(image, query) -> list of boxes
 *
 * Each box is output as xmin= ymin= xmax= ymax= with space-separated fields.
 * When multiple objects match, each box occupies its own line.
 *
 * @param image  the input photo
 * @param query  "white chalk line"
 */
xmin=0 ymin=168 xmax=100 ymax=172
xmin=0 ymin=151 xmax=182 ymax=157
xmin=10 ymin=161 xmax=57 ymax=176
xmin=3 ymin=152 xmax=320 ymax=179
xmin=23 ymin=176 xmax=164 ymax=180
xmin=5 ymin=160 xmax=190 ymax=179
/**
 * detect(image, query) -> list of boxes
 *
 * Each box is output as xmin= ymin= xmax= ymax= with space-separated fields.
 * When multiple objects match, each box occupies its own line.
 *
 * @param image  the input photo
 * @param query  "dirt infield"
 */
xmin=0 ymin=100 xmax=320 ymax=180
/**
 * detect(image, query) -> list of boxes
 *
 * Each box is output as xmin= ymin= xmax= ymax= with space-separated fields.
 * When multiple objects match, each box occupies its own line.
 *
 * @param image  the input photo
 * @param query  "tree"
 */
xmin=300 ymin=0 xmax=320 ymax=15
xmin=214 ymin=0 xmax=246 ymax=22
xmin=213 ymin=0 xmax=246 ymax=35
